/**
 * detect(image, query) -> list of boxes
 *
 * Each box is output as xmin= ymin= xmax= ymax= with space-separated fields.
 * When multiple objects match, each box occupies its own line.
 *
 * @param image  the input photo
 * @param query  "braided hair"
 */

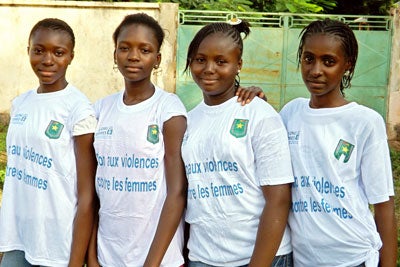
xmin=298 ymin=18 xmax=358 ymax=95
xmin=184 ymin=19 xmax=251 ymax=73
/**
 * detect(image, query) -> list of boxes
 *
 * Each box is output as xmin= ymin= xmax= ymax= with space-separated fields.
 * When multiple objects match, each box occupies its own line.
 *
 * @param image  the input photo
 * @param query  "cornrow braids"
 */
xmin=297 ymin=18 xmax=358 ymax=95
xmin=113 ymin=13 xmax=165 ymax=52
xmin=29 ymin=18 xmax=75 ymax=49
xmin=184 ymin=20 xmax=251 ymax=73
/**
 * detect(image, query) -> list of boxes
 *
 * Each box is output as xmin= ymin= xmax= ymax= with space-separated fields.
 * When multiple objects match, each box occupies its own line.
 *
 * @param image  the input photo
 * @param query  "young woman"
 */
xmin=0 ymin=18 xmax=97 ymax=267
xmin=88 ymin=13 xmax=187 ymax=267
xmin=280 ymin=18 xmax=397 ymax=266
xmin=181 ymin=19 xmax=294 ymax=267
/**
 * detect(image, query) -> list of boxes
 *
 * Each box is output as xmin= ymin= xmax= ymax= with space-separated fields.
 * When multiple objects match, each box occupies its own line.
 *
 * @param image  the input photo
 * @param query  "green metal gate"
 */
xmin=176 ymin=11 xmax=393 ymax=119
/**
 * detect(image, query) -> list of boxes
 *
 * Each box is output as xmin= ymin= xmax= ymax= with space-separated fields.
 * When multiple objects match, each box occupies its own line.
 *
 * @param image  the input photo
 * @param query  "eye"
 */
xmin=302 ymin=54 xmax=313 ymax=63
xmin=118 ymin=46 xmax=129 ymax=52
xmin=55 ymin=50 xmax=65 ymax=57
xmin=141 ymin=48 xmax=150 ymax=54
xmin=216 ymin=59 xmax=226 ymax=65
xmin=33 ymin=48 xmax=43 ymax=55
xmin=194 ymin=57 xmax=205 ymax=64
xmin=323 ymin=57 xmax=335 ymax=66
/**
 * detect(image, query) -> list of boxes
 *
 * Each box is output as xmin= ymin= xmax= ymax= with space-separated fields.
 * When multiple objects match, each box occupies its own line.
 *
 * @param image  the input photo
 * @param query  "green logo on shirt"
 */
xmin=334 ymin=139 xmax=354 ymax=163
xmin=45 ymin=120 xmax=64 ymax=139
xmin=147 ymin=124 xmax=159 ymax=144
xmin=230 ymin=119 xmax=248 ymax=138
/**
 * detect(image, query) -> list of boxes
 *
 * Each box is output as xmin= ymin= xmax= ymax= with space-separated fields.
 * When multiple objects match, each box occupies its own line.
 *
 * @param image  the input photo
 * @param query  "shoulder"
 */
xmin=155 ymin=86 xmax=187 ymax=114
xmin=280 ymin=98 xmax=307 ymax=117
xmin=94 ymin=91 xmax=120 ymax=107
xmin=348 ymin=103 xmax=386 ymax=127
xmin=156 ymin=87 xmax=184 ymax=104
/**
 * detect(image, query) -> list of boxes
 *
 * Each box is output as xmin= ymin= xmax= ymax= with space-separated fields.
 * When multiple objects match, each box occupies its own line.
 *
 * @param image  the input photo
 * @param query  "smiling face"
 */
xmin=28 ymin=28 xmax=74 ymax=92
xmin=189 ymin=32 xmax=242 ymax=106
xmin=301 ymin=33 xmax=351 ymax=107
xmin=114 ymin=24 xmax=161 ymax=85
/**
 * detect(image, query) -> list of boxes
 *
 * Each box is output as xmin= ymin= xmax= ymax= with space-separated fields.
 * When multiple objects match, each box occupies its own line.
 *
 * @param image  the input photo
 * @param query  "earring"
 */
xmin=344 ymin=70 xmax=350 ymax=77
xmin=113 ymin=63 xmax=118 ymax=73
xmin=235 ymin=72 xmax=241 ymax=88
xmin=153 ymin=65 xmax=162 ymax=75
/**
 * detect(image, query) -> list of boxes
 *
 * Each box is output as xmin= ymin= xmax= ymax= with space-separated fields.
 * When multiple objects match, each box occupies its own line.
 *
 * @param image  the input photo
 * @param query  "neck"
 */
xmin=123 ymin=81 xmax=155 ymax=105
xmin=37 ymin=81 xmax=68 ymax=94
xmin=203 ymin=83 xmax=236 ymax=106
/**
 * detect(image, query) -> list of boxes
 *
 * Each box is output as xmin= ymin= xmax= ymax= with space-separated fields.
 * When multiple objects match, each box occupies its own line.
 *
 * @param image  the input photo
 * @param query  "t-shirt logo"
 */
xmin=147 ymin=124 xmax=159 ymax=144
xmin=45 ymin=120 xmax=64 ymax=139
xmin=334 ymin=139 xmax=354 ymax=163
xmin=230 ymin=119 xmax=248 ymax=138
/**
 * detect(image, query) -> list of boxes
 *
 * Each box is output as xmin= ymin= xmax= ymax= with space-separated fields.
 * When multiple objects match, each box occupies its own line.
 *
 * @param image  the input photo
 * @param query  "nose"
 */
xmin=42 ymin=52 xmax=54 ymax=65
xmin=310 ymin=61 xmax=322 ymax=77
xmin=204 ymin=61 xmax=215 ymax=73
xmin=128 ymin=49 xmax=139 ymax=61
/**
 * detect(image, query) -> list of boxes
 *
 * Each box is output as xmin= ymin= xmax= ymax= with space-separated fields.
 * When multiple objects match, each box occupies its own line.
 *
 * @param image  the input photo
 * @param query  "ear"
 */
xmin=113 ymin=50 xmax=117 ymax=64
xmin=238 ymin=58 xmax=243 ymax=73
xmin=156 ymin=52 xmax=161 ymax=66
xmin=70 ymin=51 xmax=74 ymax=63
xmin=27 ymin=46 xmax=30 ymax=55
xmin=345 ymin=60 xmax=352 ymax=73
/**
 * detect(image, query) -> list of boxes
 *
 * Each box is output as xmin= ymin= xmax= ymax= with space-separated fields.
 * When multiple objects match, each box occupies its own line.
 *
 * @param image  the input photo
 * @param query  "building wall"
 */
xmin=388 ymin=7 xmax=400 ymax=142
xmin=0 ymin=0 xmax=178 ymax=114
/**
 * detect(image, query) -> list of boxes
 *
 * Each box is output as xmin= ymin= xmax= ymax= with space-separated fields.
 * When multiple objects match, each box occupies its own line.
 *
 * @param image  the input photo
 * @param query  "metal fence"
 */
xmin=176 ymin=11 xmax=393 ymax=118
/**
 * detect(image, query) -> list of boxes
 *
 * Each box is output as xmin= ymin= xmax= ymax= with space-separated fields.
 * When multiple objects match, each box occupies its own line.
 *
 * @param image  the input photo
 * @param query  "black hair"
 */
xmin=29 ymin=18 xmax=75 ymax=49
xmin=113 ymin=13 xmax=165 ymax=51
xmin=298 ymin=18 xmax=358 ymax=95
xmin=184 ymin=19 xmax=251 ymax=73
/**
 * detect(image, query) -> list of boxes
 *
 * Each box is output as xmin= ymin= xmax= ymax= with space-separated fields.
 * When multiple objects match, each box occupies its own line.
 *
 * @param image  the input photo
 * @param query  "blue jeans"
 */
xmin=188 ymin=252 xmax=293 ymax=267
xmin=0 ymin=250 xmax=43 ymax=267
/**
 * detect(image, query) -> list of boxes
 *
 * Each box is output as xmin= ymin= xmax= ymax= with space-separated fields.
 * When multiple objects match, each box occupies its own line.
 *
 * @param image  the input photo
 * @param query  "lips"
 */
xmin=125 ymin=66 xmax=142 ymax=72
xmin=200 ymin=78 xmax=218 ymax=85
xmin=37 ymin=70 xmax=55 ymax=77
xmin=306 ymin=79 xmax=326 ymax=88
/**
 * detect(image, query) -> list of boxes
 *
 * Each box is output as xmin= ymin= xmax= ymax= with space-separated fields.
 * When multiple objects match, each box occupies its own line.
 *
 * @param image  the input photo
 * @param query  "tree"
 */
xmin=73 ymin=0 xmax=395 ymax=15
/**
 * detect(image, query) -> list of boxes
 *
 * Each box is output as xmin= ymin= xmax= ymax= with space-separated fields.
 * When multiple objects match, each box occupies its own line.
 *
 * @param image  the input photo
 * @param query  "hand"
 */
xmin=236 ymin=86 xmax=266 ymax=106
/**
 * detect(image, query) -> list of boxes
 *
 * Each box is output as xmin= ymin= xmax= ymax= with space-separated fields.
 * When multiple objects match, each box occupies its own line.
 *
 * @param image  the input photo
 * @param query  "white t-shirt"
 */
xmin=280 ymin=98 xmax=394 ymax=267
xmin=93 ymin=87 xmax=186 ymax=267
xmin=182 ymin=96 xmax=294 ymax=266
xmin=0 ymin=84 xmax=95 ymax=266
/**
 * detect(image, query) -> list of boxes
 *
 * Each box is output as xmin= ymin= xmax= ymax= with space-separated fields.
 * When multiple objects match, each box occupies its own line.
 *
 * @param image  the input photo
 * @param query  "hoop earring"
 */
xmin=153 ymin=65 xmax=162 ymax=75
xmin=113 ymin=64 xmax=118 ymax=73
xmin=235 ymin=72 xmax=241 ymax=89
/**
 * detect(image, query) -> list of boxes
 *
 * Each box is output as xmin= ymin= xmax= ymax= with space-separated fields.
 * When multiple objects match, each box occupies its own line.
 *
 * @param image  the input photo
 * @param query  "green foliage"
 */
xmin=391 ymin=148 xmax=400 ymax=183
xmin=171 ymin=0 xmax=253 ymax=11
xmin=275 ymin=0 xmax=324 ymax=13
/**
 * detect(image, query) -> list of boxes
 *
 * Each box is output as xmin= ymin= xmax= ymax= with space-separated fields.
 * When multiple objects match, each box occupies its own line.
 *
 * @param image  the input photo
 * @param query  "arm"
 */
xmin=86 ymin=196 xmax=100 ymax=267
xmin=249 ymin=183 xmax=291 ymax=267
xmin=68 ymin=133 xmax=97 ymax=267
xmin=374 ymin=196 xmax=397 ymax=267
xmin=143 ymin=115 xmax=187 ymax=267
xmin=236 ymin=86 xmax=266 ymax=106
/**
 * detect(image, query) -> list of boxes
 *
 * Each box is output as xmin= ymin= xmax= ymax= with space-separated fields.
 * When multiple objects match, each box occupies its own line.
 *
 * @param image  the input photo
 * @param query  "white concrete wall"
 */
xmin=0 ymin=0 xmax=178 ymax=114
xmin=388 ymin=7 xmax=400 ymax=142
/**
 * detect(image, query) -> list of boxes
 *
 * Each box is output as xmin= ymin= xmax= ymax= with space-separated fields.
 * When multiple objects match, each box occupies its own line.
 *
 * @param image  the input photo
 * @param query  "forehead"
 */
xmin=118 ymin=24 xmax=158 ymax=44
xmin=197 ymin=32 xmax=239 ymax=54
xmin=30 ymin=28 xmax=73 ymax=47
xmin=303 ymin=33 xmax=345 ymax=57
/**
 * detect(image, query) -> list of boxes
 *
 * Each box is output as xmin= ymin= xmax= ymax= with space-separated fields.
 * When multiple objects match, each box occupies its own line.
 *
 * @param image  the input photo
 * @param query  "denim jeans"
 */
xmin=0 ymin=250 xmax=43 ymax=267
xmin=188 ymin=252 xmax=293 ymax=267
